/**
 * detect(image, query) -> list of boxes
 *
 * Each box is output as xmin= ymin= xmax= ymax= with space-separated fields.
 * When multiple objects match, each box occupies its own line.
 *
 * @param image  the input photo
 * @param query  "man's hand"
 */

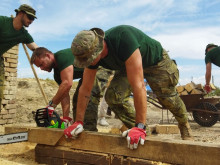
xmin=122 ymin=127 xmax=146 ymax=149
xmin=64 ymin=121 xmax=84 ymax=139
xmin=46 ymin=106 xmax=55 ymax=117
xmin=204 ymin=84 xmax=211 ymax=94
xmin=61 ymin=116 xmax=73 ymax=128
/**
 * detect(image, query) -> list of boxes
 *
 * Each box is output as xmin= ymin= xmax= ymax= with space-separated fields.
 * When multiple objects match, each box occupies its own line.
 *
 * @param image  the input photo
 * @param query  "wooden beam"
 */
xmin=4 ymin=126 xmax=220 ymax=165
xmin=35 ymin=144 xmax=159 ymax=165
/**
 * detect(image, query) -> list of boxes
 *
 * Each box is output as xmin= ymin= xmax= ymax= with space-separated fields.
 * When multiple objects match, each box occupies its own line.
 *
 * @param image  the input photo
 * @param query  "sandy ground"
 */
xmin=0 ymin=78 xmax=219 ymax=165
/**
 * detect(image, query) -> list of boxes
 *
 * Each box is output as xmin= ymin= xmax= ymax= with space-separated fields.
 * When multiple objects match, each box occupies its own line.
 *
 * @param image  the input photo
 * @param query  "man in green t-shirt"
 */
xmin=0 ymin=4 xmax=38 ymax=108
xmin=31 ymin=47 xmax=112 ymax=130
xmin=65 ymin=25 xmax=194 ymax=150
xmin=204 ymin=43 xmax=220 ymax=93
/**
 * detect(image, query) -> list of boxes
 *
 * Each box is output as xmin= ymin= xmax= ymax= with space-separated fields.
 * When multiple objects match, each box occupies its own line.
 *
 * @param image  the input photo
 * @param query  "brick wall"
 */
xmin=0 ymin=45 xmax=18 ymax=125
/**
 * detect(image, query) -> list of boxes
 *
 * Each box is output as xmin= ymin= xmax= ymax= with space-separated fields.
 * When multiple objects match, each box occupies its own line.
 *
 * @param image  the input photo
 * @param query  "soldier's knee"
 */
xmin=105 ymin=87 xmax=117 ymax=105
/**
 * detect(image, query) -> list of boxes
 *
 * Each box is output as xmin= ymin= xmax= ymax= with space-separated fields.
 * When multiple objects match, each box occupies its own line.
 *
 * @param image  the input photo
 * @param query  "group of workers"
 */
xmin=1 ymin=4 xmax=219 ymax=150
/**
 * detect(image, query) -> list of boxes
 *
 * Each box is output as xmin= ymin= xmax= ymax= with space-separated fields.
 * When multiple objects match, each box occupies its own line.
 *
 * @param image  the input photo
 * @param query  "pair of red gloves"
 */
xmin=64 ymin=121 xmax=147 ymax=150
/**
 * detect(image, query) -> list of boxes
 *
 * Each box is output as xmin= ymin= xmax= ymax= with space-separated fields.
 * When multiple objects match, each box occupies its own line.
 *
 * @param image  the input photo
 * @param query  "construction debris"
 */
xmin=176 ymin=82 xmax=216 ymax=95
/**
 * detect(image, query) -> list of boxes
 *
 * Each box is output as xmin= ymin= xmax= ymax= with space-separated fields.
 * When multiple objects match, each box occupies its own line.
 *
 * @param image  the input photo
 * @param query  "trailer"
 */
xmin=147 ymin=94 xmax=220 ymax=127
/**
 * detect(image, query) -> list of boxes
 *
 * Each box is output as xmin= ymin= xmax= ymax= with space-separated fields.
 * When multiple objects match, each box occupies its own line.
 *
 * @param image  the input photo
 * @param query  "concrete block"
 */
xmin=6 ymin=58 xmax=17 ymax=64
xmin=8 ymin=109 xmax=16 ymax=114
xmin=0 ymin=109 xmax=8 ymax=115
xmin=2 ymin=54 xmax=10 ymax=58
xmin=7 ymin=119 xmax=14 ymax=124
xmin=3 ymin=114 xmax=14 ymax=119
xmin=1 ymin=99 xmax=8 ymax=104
xmin=5 ymin=104 xmax=16 ymax=109
xmin=156 ymin=124 xmax=179 ymax=134
xmin=4 ymin=62 xmax=9 ymax=67
xmin=10 ymin=54 xmax=18 ymax=59
xmin=5 ymin=67 xmax=17 ymax=73
xmin=0 ymin=119 xmax=7 ymax=125
xmin=9 ymin=63 xmax=18 ymax=68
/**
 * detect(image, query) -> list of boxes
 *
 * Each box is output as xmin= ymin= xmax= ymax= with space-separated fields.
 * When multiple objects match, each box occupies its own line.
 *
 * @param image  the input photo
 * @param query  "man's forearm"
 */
xmin=205 ymin=63 xmax=212 ymax=85
xmin=205 ymin=72 xmax=211 ymax=85
xmin=52 ymin=81 xmax=72 ymax=106
xmin=61 ymin=94 xmax=71 ymax=117
xmin=133 ymin=86 xmax=147 ymax=124
xmin=75 ymin=88 xmax=91 ymax=122
xmin=26 ymin=42 xmax=38 ymax=51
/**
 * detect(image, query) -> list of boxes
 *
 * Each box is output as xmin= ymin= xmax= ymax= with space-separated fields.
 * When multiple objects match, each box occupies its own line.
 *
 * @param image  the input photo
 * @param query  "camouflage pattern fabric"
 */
xmin=105 ymin=70 xmax=136 ymax=128
xmin=0 ymin=57 xmax=5 ymax=109
xmin=144 ymin=50 xmax=188 ymax=125
xmin=95 ymin=67 xmax=114 ymax=97
xmin=72 ymin=67 xmax=113 ymax=131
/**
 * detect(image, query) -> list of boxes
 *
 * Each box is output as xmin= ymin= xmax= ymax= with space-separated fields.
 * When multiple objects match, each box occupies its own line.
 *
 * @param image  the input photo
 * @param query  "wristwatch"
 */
xmin=49 ymin=100 xmax=57 ymax=108
xmin=135 ymin=123 xmax=146 ymax=130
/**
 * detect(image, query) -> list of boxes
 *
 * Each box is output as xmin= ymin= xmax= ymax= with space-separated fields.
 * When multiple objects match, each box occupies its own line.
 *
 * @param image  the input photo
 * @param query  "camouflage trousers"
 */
xmin=144 ymin=50 xmax=188 ymax=124
xmin=105 ymin=70 xmax=136 ymax=128
xmin=104 ymin=50 xmax=188 ymax=128
xmin=0 ymin=57 xmax=5 ymax=109
xmin=72 ymin=67 xmax=113 ymax=131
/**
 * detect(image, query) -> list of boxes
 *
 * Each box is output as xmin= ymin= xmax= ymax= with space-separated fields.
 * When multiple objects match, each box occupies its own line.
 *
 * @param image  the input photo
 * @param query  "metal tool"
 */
xmin=35 ymin=108 xmax=65 ymax=129
xmin=0 ymin=132 xmax=28 ymax=144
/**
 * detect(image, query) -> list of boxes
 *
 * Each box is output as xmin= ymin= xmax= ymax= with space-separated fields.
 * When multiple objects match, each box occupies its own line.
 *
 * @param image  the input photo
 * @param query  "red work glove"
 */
xmin=46 ymin=106 xmax=55 ymax=117
xmin=204 ymin=84 xmax=211 ymax=94
xmin=64 ymin=121 xmax=84 ymax=139
xmin=122 ymin=127 xmax=146 ymax=149
xmin=60 ymin=117 xmax=73 ymax=128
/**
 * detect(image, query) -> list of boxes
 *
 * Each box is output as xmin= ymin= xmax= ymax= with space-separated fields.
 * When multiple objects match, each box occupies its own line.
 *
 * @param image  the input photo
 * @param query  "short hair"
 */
xmin=205 ymin=43 xmax=218 ymax=55
xmin=31 ymin=47 xmax=52 ymax=64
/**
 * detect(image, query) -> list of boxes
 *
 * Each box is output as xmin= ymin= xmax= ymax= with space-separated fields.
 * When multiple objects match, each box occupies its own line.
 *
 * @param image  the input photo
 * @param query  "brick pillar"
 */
xmin=0 ymin=45 xmax=18 ymax=125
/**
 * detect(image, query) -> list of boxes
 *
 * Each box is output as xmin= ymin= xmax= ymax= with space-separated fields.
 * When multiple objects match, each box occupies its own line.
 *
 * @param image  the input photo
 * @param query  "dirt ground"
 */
xmin=0 ymin=78 xmax=219 ymax=165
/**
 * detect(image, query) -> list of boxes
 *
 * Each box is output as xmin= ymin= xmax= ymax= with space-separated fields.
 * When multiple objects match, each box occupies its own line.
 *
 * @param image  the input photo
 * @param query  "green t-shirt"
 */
xmin=0 ymin=16 xmax=34 ymax=56
xmin=89 ymin=25 xmax=163 ymax=70
xmin=54 ymin=48 xmax=84 ymax=85
xmin=205 ymin=46 xmax=220 ymax=67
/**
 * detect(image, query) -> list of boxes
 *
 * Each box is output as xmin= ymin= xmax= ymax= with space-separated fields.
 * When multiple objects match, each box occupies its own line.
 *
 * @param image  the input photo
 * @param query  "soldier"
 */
xmin=204 ymin=43 xmax=219 ymax=93
xmin=31 ymin=47 xmax=112 ymax=130
xmin=0 ymin=4 xmax=38 ymax=108
xmin=64 ymin=25 xmax=194 ymax=150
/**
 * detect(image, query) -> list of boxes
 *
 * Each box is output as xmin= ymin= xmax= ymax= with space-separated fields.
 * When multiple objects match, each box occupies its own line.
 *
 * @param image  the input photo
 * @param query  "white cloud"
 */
xmin=154 ymin=27 xmax=220 ymax=60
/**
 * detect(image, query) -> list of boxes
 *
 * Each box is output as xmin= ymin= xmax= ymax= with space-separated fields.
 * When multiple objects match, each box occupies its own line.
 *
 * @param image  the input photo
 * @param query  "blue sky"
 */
xmin=1 ymin=0 xmax=220 ymax=86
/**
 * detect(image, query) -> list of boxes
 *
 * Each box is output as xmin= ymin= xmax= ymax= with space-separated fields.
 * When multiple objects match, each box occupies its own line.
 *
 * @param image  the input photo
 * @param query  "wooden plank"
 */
xmin=180 ymin=90 xmax=188 ymax=95
xmin=36 ymin=144 xmax=164 ymax=165
xmin=5 ymin=126 xmax=220 ymax=165
xmin=185 ymin=82 xmax=196 ymax=93
xmin=176 ymin=85 xmax=185 ymax=93
xmin=195 ymin=84 xmax=203 ymax=90
xmin=191 ymin=88 xmax=203 ymax=95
